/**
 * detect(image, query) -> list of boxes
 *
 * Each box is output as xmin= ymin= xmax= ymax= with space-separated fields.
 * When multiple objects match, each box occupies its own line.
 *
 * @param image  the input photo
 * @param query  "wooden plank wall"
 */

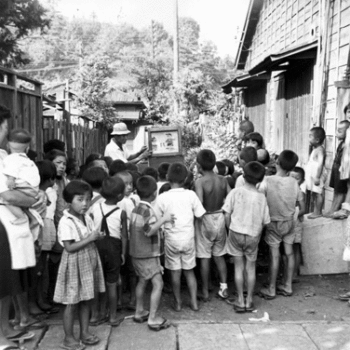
xmin=323 ymin=0 xmax=350 ymax=209
xmin=42 ymin=117 xmax=108 ymax=165
xmin=247 ymin=0 xmax=320 ymax=71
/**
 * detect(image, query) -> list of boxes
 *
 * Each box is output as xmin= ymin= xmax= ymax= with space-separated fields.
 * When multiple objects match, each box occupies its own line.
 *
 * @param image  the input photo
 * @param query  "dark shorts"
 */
xmin=227 ymin=230 xmax=261 ymax=262
xmin=329 ymin=163 xmax=348 ymax=194
xmin=132 ymin=257 xmax=162 ymax=280
xmin=97 ymin=237 xmax=122 ymax=284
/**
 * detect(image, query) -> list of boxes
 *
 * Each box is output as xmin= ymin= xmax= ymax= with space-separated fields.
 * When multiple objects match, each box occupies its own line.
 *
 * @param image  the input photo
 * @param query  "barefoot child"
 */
xmin=305 ymin=127 xmax=326 ymax=218
xmin=91 ymin=177 xmax=127 ymax=327
xmin=259 ymin=150 xmax=304 ymax=299
xmin=223 ymin=162 xmax=270 ymax=312
xmin=289 ymin=167 xmax=306 ymax=281
xmin=54 ymin=180 xmax=105 ymax=350
xmin=130 ymin=176 xmax=173 ymax=331
xmin=195 ymin=149 xmax=230 ymax=301
xmin=155 ymin=163 xmax=206 ymax=311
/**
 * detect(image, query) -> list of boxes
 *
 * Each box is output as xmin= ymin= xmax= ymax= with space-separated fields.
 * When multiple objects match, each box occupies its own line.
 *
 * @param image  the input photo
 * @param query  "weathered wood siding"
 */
xmin=246 ymin=0 xmax=320 ymax=71
xmin=323 ymin=0 xmax=350 ymax=208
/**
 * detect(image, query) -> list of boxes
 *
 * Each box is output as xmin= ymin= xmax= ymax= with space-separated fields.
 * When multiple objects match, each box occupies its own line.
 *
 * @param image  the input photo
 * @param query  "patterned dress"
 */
xmin=54 ymin=210 xmax=105 ymax=304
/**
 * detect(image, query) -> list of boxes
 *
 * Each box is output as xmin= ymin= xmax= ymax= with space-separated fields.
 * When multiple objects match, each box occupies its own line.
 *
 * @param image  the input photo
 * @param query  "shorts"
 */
xmin=227 ymin=230 xmax=261 ymax=262
xmin=291 ymin=219 xmax=302 ymax=244
xmin=329 ymin=163 xmax=348 ymax=194
xmin=165 ymin=239 xmax=196 ymax=270
xmin=132 ymin=257 xmax=162 ymax=280
xmin=195 ymin=211 xmax=227 ymax=258
xmin=264 ymin=220 xmax=295 ymax=247
xmin=98 ymin=237 xmax=121 ymax=284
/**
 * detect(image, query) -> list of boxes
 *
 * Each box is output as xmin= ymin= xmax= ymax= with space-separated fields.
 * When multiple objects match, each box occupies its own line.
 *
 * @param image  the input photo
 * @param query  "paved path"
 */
xmin=24 ymin=320 xmax=350 ymax=350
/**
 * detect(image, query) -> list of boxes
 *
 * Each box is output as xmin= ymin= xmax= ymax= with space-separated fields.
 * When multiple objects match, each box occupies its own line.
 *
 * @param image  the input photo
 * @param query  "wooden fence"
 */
xmin=0 ymin=66 xmax=108 ymax=164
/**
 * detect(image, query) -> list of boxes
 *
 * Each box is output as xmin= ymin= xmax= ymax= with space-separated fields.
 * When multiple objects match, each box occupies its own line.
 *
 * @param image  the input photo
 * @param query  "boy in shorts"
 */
xmin=233 ymin=146 xmax=258 ymax=188
xmin=195 ymin=150 xmax=231 ymax=301
xmin=223 ymin=162 xmax=270 ymax=312
xmin=130 ymin=176 xmax=173 ymax=331
xmin=259 ymin=150 xmax=304 ymax=299
xmin=156 ymin=163 xmax=205 ymax=311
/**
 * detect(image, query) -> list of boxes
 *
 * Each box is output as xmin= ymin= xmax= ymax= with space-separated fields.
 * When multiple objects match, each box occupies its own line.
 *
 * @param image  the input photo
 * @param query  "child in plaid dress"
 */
xmin=54 ymin=181 xmax=105 ymax=350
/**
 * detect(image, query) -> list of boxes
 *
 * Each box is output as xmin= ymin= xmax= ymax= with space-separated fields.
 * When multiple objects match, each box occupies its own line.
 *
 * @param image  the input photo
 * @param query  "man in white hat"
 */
xmin=104 ymin=122 xmax=149 ymax=163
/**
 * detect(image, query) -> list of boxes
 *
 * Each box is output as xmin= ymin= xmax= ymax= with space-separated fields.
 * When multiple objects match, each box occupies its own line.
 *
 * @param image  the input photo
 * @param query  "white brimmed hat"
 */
xmin=111 ymin=122 xmax=131 ymax=135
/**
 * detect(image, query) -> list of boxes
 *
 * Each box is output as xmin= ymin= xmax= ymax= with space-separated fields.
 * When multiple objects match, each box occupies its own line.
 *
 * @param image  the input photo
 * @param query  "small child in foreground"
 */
xmin=289 ymin=167 xmax=306 ymax=281
xmin=54 ymin=180 xmax=105 ymax=350
xmin=305 ymin=127 xmax=326 ymax=218
xmin=155 ymin=163 xmax=206 ymax=312
xmin=92 ymin=177 xmax=127 ymax=327
xmin=223 ymin=161 xmax=270 ymax=312
xmin=130 ymin=176 xmax=174 ymax=331
xmin=259 ymin=150 xmax=305 ymax=299
xmin=195 ymin=149 xmax=230 ymax=301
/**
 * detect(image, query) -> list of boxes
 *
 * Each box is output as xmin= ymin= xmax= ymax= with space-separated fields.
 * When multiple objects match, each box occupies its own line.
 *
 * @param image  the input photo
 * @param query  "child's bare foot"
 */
xmin=80 ymin=332 xmax=99 ymax=346
xmin=62 ymin=336 xmax=83 ymax=350
xmin=322 ymin=211 xmax=334 ymax=218
xmin=171 ymin=300 xmax=182 ymax=312
xmin=308 ymin=213 xmax=322 ymax=219
xmin=189 ymin=302 xmax=199 ymax=311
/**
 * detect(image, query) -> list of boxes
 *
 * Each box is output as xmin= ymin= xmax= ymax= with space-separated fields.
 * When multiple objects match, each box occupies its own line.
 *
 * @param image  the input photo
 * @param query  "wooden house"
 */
xmin=224 ymin=0 xmax=350 ymax=209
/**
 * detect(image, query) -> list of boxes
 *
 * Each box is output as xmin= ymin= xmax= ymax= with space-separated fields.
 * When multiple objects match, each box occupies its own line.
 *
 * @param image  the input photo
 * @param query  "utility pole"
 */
xmin=173 ymin=0 xmax=179 ymax=114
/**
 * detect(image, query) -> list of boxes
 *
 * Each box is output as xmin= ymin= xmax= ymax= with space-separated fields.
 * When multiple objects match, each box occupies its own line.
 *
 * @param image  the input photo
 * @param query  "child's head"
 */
xmin=125 ymin=162 xmax=138 ymax=172
xmin=289 ymin=166 xmax=305 ymax=186
xmin=336 ymin=120 xmax=350 ymax=140
xmin=128 ymin=170 xmax=141 ymax=190
xmin=167 ymin=163 xmax=188 ymax=185
xmin=109 ymin=159 xmax=127 ymax=176
xmin=142 ymin=166 xmax=158 ymax=181
xmin=215 ymin=161 xmax=227 ymax=176
xmin=184 ymin=170 xmax=194 ymax=189
xmin=100 ymin=177 xmax=125 ymax=202
xmin=159 ymin=182 xmax=171 ymax=194
xmin=136 ymin=175 xmax=157 ymax=201
xmin=238 ymin=120 xmax=254 ymax=140
xmin=66 ymin=158 xmax=80 ymax=179
xmin=44 ymin=149 xmax=67 ymax=178
xmin=158 ymin=162 xmax=170 ymax=181
xmin=243 ymin=161 xmax=265 ymax=185
xmin=82 ymin=166 xmax=108 ymax=191
xmin=309 ymin=127 xmax=326 ymax=146
xmin=43 ymin=139 xmax=65 ymax=154
xmin=277 ymin=150 xmax=298 ymax=172
xmin=103 ymin=156 xmax=113 ymax=169
xmin=238 ymin=146 xmax=257 ymax=167
xmin=36 ymin=160 xmax=57 ymax=188
xmin=257 ymin=149 xmax=270 ymax=165
xmin=63 ymin=180 xmax=92 ymax=215
xmin=8 ymin=128 xmax=31 ymax=153
xmin=221 ymin=159 xmax=234 ymax=175
xmin=196 ymin=149 xmax=216 ymax=172
xmin=245 ymin=132 xmax=263 ymax=149
xmin=344 ymin=103 xmax=350 ymax=120
xmin=114 ymin=171 xmax=134 ymax=197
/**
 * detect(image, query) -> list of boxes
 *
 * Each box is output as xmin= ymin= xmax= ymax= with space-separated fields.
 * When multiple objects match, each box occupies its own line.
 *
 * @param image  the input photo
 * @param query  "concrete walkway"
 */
xmin=24 ymin=320 xmax=350 ymax=350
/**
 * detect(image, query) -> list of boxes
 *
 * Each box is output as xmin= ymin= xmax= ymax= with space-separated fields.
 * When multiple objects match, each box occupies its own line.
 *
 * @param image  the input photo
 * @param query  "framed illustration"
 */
xmin=148 ymin=126 xmax=182 ymax=156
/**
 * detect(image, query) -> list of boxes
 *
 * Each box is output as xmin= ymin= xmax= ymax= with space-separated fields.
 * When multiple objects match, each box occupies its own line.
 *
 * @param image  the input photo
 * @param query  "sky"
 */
xmin=43 ymin=0 xmax=250 ymax=58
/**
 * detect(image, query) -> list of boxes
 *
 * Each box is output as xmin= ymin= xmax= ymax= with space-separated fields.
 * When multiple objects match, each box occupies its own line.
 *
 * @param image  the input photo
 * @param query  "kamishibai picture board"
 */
xmin=148 ymin=126 xmax=182 ymax=156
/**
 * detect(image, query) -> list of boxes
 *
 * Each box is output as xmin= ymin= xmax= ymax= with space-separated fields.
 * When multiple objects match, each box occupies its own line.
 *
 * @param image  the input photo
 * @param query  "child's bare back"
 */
xmin=195 ymin=173 xmax=229 ymax=212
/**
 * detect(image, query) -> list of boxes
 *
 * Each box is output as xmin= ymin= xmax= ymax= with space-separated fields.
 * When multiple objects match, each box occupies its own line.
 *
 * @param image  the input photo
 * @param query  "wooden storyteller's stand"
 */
xmin=147 ymin=126 xmax=184 ymax=168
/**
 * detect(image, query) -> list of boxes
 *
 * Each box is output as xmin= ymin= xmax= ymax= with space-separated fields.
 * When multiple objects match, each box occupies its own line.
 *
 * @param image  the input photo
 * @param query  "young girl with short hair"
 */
xmin=54 ymin=180 xmax=105 ymax=350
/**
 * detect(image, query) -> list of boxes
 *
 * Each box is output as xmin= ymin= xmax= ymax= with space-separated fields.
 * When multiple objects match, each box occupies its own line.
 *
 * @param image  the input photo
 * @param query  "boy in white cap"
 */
xmin=104 ymin=122 xmax=149 ymax=163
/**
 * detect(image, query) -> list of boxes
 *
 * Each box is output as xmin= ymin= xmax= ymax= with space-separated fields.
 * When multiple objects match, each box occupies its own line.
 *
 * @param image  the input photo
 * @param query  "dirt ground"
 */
xmin=45 ymin=268 xmax=350 ymax=325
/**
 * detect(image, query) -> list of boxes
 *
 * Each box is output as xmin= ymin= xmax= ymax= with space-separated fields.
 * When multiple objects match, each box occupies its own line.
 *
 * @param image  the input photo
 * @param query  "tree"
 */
xmin=179 ymin=17 xmax=200 ymax=68
xmin=0 ymin=0 xmax=50 ymax=67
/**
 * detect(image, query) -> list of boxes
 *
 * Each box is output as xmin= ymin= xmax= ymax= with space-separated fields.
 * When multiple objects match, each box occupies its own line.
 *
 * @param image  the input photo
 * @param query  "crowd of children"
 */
xmin=3 ymin=115 xmax=349 ymax=350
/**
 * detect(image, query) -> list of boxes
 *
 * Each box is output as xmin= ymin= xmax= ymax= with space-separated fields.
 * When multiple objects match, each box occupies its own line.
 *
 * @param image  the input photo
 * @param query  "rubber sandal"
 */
xmin=81 ymin=334 xmax=99 ymax=346
xmin=14 ymin=319 xmax=47 ymax=331
xmin=60 ymin=343 xmax=85 ymax=350
xmin=148 ymin=319 xmax=171 ymax=331
xmin=259 ymin=288 xmax=276 ymax=300
xmin=245 ymin=303 xmax=255 ymax=312
xmin=339 ymin=292 xmax=350 ymax=301
xmin=89 ymin=316 xmax=108 ymax=326
xmin=108 ymin=317 xmax=124 ymax=327
xmin=233 ymin=301 xmax=245 ymax=313
xmin=7 ymin=330 xmax=35 ymax=342
xmin=133 ymin=311 xmax=149 ymax=323
xmin=276 ymin=286 xmax=293 ymax=297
